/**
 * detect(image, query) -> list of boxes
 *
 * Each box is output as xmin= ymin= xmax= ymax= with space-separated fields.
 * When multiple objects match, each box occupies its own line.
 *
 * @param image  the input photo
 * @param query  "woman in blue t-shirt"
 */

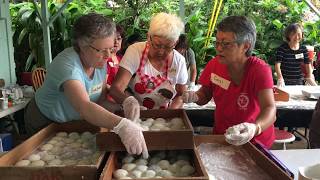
xmin=24 ymin=13 xmax=148 ymax=158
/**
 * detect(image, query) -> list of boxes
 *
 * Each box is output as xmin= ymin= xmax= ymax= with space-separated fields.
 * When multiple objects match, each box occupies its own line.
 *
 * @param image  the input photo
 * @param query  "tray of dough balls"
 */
xmin=0 ymin=121 xmax=108 ymax=179
xmin=100 ymin=149 xmax=208 ymax=180
xmin=97 ymin=109 xmax=195 ymax=151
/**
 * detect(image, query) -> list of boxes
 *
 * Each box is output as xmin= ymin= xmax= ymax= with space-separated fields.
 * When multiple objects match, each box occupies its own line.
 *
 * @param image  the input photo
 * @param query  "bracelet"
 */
xmin=256 ymin=123 xmax=262 ymax=136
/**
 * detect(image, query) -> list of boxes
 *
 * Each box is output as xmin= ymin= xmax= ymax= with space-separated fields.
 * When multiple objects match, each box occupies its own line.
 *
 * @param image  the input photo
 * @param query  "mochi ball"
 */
xmin=77 ymin=159 xmax=91 ymax=165
xmin=168 ymin=163 xmax=181 ymax=174
xmin=113 ymin=169 xmax=129 ymax=179
xmin=154 ymin=118 xmax=166 ymax=124
xmin=47 ymin=140 xmax=58 ymax=145
xmin=42 ymin=154 xmax=55 ymax=161
xmin=41 ymin=144 xmax=53 ymax=151
xmin=157 ymin=160 xmax=170 ymax=170
xmin=180 ymin=164 xmax=195 ymax=175
xmin=134 ymin=159 xmax=148 ymax=166
xmin=63 ymin=138 xmax=74 ymax=144
xmin=30 ymin=160 xmax=45 ymax=166
xmin=157 ymin=170 xmax=172 ymax=177
xmin=63 ymin=159 xmax=77 ymax=166
xmin=148 ymin=164 xmax=162 ymax=173
xmin=175 ymin=159 xmax=190 ymax=167
xmin=130 ymin=170 xmax=142 ymax=178
xmin=142 ymin=170 xmax=156 ymax=178
xmin=68 ymin=132 xmax=80 ymax=140
xmin=56 ymin=132 xmax=68 ymax=137
xmin=15 ymin=160 xmax=31 ymax=166
xmin=135 ymin=165 xmax=148 ymax=172
xmin=81 ymin=131 xmax=93 ymax=140
xmin=149 ymin=157 xmax=161 ymax=165
xmin=122 ymin=163 xmax=136 ymax=171
xmin=28 ymin=154 xmax=41 ymax=161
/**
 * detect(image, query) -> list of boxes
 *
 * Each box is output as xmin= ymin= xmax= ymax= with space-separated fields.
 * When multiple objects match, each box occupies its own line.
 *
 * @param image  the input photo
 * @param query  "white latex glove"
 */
xmin=277 ymin=78 xmax=285 ymax=88
xmin=188 ymin=82 xmax=196 ymax=91
xmin=122 ymin=96 xmax=140 ymax=121
xmin=182 ymin=91 xmax=199 ymax=103
xmin=113 ymin=118 xmax=149 ymax=159
xmin=305 ymin=78 xmax=317 ymax=86
xmin=224 ymin=122 xmax=257 ymax=146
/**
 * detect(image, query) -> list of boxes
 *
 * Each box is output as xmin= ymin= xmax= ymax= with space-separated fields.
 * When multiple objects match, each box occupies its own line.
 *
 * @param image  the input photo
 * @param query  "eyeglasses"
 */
xmin=215 ymin=40 xmax=238 ymax=49
xmin=89 ymin=44 xmax=114 ymax=55
xmin=149 ymin=36 xmax=175 ymax=51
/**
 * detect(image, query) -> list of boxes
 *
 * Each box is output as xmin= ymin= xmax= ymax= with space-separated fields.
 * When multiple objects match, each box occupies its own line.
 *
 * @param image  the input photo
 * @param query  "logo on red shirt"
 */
xmin=237 ymin=93 xmax=249 ymax=110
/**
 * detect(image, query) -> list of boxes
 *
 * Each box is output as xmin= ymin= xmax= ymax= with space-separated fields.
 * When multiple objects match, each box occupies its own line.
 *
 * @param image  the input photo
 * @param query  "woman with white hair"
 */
xmin=110 ymin=12 xmax=188 ymax=121
xmin=183 ymin=16 xmax=276 ymax=148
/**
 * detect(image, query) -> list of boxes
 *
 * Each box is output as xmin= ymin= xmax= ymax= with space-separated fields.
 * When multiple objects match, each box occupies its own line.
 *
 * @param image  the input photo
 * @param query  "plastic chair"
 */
xmin=274 ymin=129 xmax=295 ymax=150
xmin=32 ymin=68 xmax=46 ymax=90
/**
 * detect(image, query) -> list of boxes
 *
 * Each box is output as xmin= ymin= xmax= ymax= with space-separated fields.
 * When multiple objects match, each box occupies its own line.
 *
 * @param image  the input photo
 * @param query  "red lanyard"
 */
xmin=137 ymin=43 xmax=169 ymax=93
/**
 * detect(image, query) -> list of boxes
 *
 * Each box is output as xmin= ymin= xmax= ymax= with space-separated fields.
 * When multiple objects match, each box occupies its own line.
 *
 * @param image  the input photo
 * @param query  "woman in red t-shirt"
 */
xmin=183 ymin=16 xmax=276 ymax=148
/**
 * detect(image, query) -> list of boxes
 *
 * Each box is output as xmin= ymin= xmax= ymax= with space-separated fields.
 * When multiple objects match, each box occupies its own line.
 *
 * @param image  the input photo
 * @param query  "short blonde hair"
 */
xmin=148 ymin=12 xmax=184 ymax=42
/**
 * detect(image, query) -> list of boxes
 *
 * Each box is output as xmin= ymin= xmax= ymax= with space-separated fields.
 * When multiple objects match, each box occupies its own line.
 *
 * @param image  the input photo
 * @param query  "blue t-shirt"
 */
xmin=35 ymin=47 xmax=106 ymax=123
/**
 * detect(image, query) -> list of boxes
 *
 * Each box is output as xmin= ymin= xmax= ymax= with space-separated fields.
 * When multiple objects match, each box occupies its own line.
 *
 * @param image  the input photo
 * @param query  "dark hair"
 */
xmin=72 ymin=13 xmax=116 ymax=52
xmin=175 ymin=34 xmax=189 ymax=50
xmin=116 ymin=25 xmax=124 ymax=38
xmin=217 ymin=16 xmax=256 ymax=57
xmin=284 ymin=23 xmax=303 ymax=42
xmin=127 ymin=33 xmax=143 ymax=45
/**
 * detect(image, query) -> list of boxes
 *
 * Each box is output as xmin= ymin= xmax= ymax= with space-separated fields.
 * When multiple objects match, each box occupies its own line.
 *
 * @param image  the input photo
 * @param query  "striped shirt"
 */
xmin=275 ymin=43 xmax=309 ymax=84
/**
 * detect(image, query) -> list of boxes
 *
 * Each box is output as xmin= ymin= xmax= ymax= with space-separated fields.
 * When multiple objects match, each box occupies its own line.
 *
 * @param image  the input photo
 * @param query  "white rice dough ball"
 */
xmin=135 ymin=165 xmax=148 ymax=172
xmin=81 ymin=131 xmax=93 ymax=140
xmin=226 ymin=126 xmax=240 ymax=135
xmin=141 ymin=121 xmax=153 ymax=127
xmin=42 ymin=154 xmax=55 ymax=161
xmin=152 ymin=123 xmax=166 ymax=129
xmin=122 ymin=155 xmax=135 ymax=164
xmin=77 ymin=159 xmax=91 ymax=165
xmin=148 ymin=164 xmax=162 ymax=173
xmin=15 ymin=160 xmax=31 ymax=166
xmin=51 ymin=136 xmax=63 ymax=141
xmin=180 ymin=164 xmax=195 ymax=175
xmin=63 ymin=138 xmax=74 ymax=144
xmin=161 ymin=127 xmax=170 ymax=131
xmin=48 ymin=159 xmax=62 ymax=166
xmin=134 ymin=159 xmax=148 ymax=166
xmin=157 ymin=170 xmax=172 ymax=177
xmin=157 ymin=160 xmax=170 ymax=170
xmin=76 ymin=138 xmax=84 ymax=144
xmin=63 ymin=159 xmax=77 ymax=166
xmin=30 ymin=160 xmax=45 ymax=166
xmin=168 ymin=163 xmax=180 ymax=174
xmin=130 ymin=170 xmax=142 ymax=178
xmin=82 ymin=142 xmax=94 ymax=149
xmin=28 ymin=154 xmax=41 ymax=161
xmin=155 ymin=176 xmax=162 ymax=178
xmin=150 ymin=127 xmax=161 ymax=131
xmin=55 ymin=141 xmax=65 ymax=147
xmin=175 ymin=159 xmax=190 ymax=167
xmin=145 ymin=118 xmax=154 ymax=124
xmin=69 ymin=142 xmax=82 ymax=149
xmin=56 ymin=132 xmax=68 ymax=137
xmin=113 ymin=169 xmax=129 ymax=179
xmin=68 ymin=132 xmax=80 ymax=140
xmin=122 ymin=163 xmax=136 ymax=171
xmin=149 ymin=157 xmax=161 ymax=165
xmin=154 ymin=118 xmax=166 ymax=124
xmin=142 ymin=170 xmax=156 ymax=178
xmin=170 ymin=124 xmax=184 ymax=130
xmin=47 ymin=140 xmax=58 ymax=145
xmin=37 ymin=151 xmax=49 ymax=158
xmin=140 ymin=125 xmax=149 ymax=131
xmin=50 ymin=147 xmax=62 ymax=155
xmin=41 ymin=144 xmax=53 ymax=151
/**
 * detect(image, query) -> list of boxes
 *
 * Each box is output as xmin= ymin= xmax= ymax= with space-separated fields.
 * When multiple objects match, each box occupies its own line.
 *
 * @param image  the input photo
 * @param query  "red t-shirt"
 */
xmin=198 ymin=56 xmax=275 ymax=148
xmin=106 ymin=55 xmax=122 ymax=85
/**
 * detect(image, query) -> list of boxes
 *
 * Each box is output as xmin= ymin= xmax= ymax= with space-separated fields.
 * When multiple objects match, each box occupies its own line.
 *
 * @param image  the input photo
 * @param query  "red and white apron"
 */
xmin=128 ymin=43 xmax=176 ymax=109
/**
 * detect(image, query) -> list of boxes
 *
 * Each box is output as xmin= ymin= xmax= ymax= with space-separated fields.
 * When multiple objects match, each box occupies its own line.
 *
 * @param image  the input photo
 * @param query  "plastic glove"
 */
xmin=182 ymin=91 xmax=199 ymax=103
xmin=224 ymin=122 xmax=257 ymax=146
xmin=277 ymin=78 xmax=285 ymax=88
xmin=122 ymin=96 xmax=140 ymax=121
xmin=188 ymin=82 xmax=196 ymax=91
xmin=113 ymin=118 xmax=149 ymax=159
xmin=305 ymin=78 xmax=317 ymax=86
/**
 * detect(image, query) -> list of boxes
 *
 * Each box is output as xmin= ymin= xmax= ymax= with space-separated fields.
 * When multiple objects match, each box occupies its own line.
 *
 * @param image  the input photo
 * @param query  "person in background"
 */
xmin=175 ymin=34 xmax=197 ymax=91
xmin=183 ymin=16 xmax=276 ymax=148
xmin=275 ymin=23 xmax=317 ymax=87
xmin=24 ymin=13 xmax=148 ymax=158
xmin=105 ymin=25 xmax=124 ymax=87
xmin=110 ymin=12 xmax=188 ymax=121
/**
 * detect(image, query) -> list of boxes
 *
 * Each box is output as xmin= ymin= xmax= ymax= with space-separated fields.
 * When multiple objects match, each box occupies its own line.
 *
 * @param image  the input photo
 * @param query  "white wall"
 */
xmin=0 ymin=1 xmax=16 ymax=85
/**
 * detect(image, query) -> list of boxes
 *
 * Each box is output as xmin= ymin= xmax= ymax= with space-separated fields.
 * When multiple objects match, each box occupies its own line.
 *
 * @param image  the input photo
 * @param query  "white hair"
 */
xmin=148 ymin=12 xmax=184 ymax=41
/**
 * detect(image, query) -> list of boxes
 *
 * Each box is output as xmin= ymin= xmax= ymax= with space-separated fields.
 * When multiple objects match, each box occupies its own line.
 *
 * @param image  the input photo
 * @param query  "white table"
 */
xmin=0 ymin=98 xmax=31 ymax=134
xmin=271 ymin=149 xmax=320 ymax=180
